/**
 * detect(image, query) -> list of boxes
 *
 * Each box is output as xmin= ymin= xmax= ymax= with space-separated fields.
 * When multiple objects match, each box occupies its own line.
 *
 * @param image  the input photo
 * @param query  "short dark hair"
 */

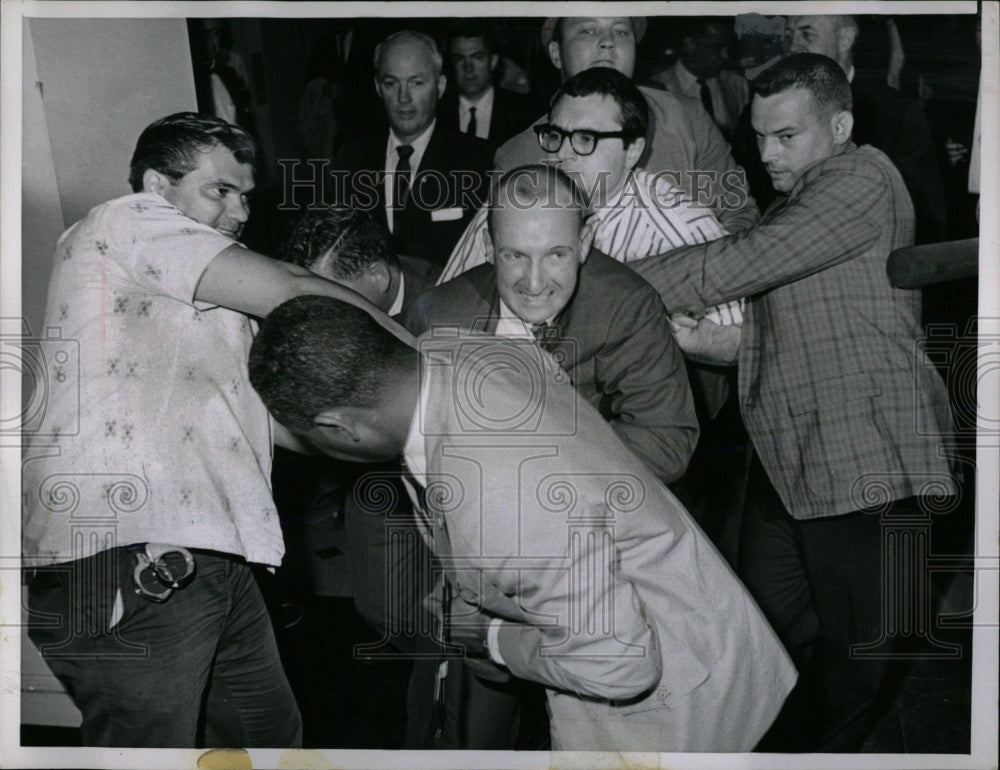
xmin=751 ymin=52 xmax=852 ymax=113
xmin=445 ymin=19 xmax=498 ymax=57
xmin=486 ymin=164 xmax=585 ymax=238
xmin=555 ymin=67 xmax=648 ymax=147
xmin=280 ymin=208 xmax=394 ymax=280
xmin=128 ymin=112 xmax=255 ymax=192
xmin=248 ymin=296 xmax=408 ymax=433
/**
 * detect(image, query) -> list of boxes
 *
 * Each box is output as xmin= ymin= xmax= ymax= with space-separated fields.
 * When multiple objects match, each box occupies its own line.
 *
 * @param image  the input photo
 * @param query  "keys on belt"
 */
xmin=132 ymin=543 xmax=196 ymax=602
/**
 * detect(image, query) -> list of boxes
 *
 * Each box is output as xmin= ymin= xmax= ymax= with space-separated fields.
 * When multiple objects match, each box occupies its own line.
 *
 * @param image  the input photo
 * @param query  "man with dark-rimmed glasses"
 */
xmin=441 ymin=67 xmax=743 ymax=370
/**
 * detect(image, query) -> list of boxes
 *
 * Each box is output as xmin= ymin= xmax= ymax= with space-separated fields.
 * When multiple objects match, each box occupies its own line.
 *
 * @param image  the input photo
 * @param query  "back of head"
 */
xmin=128 ymin=112 xmax=255 ymax=192
xmin=281 ymin=208 xmax=394 ymax=280
xmin=248 ymin=296 xmax=407 ymax=433
xmin=373 ymin=29 xmax=443 ymax=78
xmin=556 ymin=67 xmax=648 ymax=147
xmin=751 ymin=52 xmax=852 ymax=113
xmin=486 ymin=164 xmax=585 ymax=236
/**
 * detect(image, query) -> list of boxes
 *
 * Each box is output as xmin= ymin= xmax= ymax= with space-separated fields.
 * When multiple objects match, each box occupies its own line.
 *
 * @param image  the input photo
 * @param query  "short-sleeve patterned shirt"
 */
xmin=22 ymin=193 xmax=282 ymax=567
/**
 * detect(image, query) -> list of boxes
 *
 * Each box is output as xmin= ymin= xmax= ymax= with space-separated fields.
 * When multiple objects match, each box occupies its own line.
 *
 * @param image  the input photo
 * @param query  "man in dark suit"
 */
xmin=733 ymin=14 xmax=947 ymax=244
xmin=335 ymin=30 xmax=493 ymax=266
xmin=437 ymin=20 xmax=534 ymax=149
xmin=407 ymin=165 xmax=698 ymax=486
xmin=280 ymin=207 xmax=440 ymax=317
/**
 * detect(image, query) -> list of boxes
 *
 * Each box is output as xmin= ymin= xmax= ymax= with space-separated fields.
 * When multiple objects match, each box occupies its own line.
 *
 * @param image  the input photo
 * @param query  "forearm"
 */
xmin=196 ymin=244 xmax=415 ymax=343
xmin=629 ymin=168 xmax=883 ymax=311
xmin=495 ymin=614 xmax=661 ymax=700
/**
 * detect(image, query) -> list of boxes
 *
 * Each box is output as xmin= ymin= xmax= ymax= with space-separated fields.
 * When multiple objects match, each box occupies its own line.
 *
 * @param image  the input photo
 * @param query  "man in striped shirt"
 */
xmin=440 ymin=67 xmax=743 ymax=359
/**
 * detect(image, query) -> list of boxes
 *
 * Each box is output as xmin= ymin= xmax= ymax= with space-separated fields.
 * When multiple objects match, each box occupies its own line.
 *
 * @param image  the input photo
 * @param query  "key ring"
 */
xmin=133 ymin=543 xmax=196 ymax=602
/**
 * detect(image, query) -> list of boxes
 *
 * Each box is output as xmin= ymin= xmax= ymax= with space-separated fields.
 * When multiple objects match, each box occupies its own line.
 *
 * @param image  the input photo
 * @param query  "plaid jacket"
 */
xmin=629 ymin=144 xmax=957 ymax=519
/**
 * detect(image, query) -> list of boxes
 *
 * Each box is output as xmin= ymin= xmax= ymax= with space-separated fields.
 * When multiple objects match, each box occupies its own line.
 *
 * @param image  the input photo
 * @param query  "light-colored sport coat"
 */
xmin=409 ymin=333 xmax=796 ymax=751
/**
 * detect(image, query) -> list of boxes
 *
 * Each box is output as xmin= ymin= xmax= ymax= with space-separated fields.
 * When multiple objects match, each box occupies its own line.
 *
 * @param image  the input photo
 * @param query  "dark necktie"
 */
xmin=530 ymin=321 xmax=558 ymax=350
xmin=697 ymin=77 xmax=715 ymax=120
xmin=466 ymin=106 xmax=478 ymax=136
xmin=393 ymin=144 xmax=414 ymax=240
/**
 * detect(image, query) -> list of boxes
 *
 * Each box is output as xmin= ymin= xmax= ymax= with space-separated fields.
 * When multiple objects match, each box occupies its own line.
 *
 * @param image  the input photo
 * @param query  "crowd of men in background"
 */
xmin=23 ymin=12 xmax=977 ymax=756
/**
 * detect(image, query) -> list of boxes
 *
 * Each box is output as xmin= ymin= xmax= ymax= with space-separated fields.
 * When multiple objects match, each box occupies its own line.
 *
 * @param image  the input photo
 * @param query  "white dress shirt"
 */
xmin=459 ymin=87 xmax=495 ymax=140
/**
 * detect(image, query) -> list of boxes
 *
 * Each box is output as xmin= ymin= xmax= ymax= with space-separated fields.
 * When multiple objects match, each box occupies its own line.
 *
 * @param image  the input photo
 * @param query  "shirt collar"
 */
xmin=388 ymin=119 xmax=436 ymax=159
xmin=387 ymin=271 xmax=405 ymax=317
xmin=459 ymin=87 xmax=494 ymax=111
xmin=498 ymin=296 xmax=558 ymax=330
xmin=401 ymin=357 xmax=430 ymax=485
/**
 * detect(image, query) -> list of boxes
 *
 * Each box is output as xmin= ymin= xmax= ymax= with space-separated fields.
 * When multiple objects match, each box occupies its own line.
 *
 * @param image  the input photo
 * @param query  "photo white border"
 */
xmin=1 ymin=2 xmax=996 ymax=769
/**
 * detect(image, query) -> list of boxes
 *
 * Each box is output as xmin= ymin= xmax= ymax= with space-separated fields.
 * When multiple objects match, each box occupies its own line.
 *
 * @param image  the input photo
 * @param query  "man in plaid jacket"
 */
xmin=627 ymin=53 xmax=958 ymax=751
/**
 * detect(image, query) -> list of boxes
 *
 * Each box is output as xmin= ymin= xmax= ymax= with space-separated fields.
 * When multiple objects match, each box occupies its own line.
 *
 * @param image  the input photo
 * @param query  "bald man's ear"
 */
xmin=578 ymin=220 xmax=595 ymax=263
xmin=437 ymin=73 xmax=447 ymax=100
xmin=830 ymin=110 xmax=854 ymax=146
xmin=480 ymin=226 xmax=496 ymax=264
xmin=548 ymin=40 xmax=563 ymax=70
xmin=624 ymin=137 xmax=646 ymax=171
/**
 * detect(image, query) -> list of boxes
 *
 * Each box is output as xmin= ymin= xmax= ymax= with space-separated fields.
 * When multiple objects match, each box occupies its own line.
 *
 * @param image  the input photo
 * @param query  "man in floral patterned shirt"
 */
xmin=22 ymin=112 xmax=402 ymax=747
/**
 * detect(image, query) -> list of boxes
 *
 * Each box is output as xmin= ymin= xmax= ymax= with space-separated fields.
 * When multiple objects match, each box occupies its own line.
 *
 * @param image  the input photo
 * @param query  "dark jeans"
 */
xmin=26 ymin=548 xmax=302 ymax=748
xmin=739 ymin=453 xmax=916 ymax=752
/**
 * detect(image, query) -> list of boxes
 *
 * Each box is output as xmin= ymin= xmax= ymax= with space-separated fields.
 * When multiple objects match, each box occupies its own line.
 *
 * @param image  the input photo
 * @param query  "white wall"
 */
xmin=22 ymin=18 xmax=199 ymax=335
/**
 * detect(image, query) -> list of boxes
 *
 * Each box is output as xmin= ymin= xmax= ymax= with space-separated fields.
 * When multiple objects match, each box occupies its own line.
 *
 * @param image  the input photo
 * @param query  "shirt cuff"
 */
xmin=487 ymin=618 xmax=506 ymax=666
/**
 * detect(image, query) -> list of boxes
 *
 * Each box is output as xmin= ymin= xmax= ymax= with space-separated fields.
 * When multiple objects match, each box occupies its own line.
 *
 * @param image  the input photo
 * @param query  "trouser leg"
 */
xmin=199 ymin=558 xmax=302 ymax=748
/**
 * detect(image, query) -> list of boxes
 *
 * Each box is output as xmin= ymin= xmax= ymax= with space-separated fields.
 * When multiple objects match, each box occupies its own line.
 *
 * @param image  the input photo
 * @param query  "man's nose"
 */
xmin=228 ymin=194 xmax=250 ymax=223
xmin=398 ymin=83 xmax=411 ymax=103
xmin=598 ymin=29 xmax=616 ymax=49
xmin=525 ymin=259 xmax=546 ymax=292
xmin=556 ymin=134 xmax=576 ymax=162
xmin=462 ymin=59 xmax=474 ymax=73
xmin=759 ymin=136 xmax=779 ymax=163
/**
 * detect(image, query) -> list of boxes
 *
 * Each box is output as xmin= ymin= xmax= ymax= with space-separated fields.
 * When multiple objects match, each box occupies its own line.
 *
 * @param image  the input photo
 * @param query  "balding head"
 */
xmin=786 ymin=15 xmax=857 ymax=72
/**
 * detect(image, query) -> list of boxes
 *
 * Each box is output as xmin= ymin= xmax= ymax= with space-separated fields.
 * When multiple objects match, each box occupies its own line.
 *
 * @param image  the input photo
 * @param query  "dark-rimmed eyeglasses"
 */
xmin=534 ymin=124 xmax=631 ymax=156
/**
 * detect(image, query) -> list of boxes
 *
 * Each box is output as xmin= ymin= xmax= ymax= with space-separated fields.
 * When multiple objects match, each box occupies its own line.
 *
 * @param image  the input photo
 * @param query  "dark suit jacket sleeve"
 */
xmin=626 ymin=155 xmax=886 ymax=311
xmin=597 ymin=286 xmax=699 ymax=483
xmin=683 ymin=97 xmax=760 ymax=234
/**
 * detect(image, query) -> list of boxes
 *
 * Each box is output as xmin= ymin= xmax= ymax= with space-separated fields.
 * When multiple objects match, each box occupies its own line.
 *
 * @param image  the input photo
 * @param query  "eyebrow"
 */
xmin=755 ymin=124 xmax=800 ymax=135
xmin=203 ymin=179 xmax=255 ymax=193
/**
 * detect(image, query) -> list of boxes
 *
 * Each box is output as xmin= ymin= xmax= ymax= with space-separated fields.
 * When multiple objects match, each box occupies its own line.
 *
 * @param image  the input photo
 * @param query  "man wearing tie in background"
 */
xmin=336 ymin=30 xmax=493 ymax=265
